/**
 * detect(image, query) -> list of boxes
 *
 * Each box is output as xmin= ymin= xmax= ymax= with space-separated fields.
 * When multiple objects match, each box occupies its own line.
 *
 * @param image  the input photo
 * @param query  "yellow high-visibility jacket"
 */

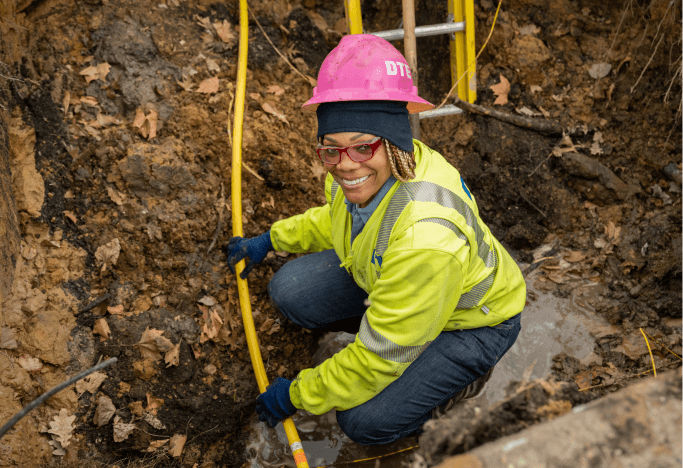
xmin=270 ymin=140 xmax=526 ymax=414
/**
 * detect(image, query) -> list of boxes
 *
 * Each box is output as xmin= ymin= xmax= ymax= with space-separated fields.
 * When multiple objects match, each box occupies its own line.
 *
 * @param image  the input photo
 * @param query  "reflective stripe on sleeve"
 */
xmin=358 ymin=314 xmax=431 ymax=363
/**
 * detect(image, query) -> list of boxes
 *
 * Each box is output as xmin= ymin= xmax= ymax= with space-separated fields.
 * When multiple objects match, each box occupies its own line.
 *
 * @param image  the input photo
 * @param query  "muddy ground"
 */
xmin=0 ymin=0 xmax=680 ymax=466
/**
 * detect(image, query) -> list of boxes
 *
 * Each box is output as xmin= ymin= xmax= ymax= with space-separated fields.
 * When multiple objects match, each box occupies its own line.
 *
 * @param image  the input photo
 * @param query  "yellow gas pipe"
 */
xmin=230 ymin=1 xmax=309 ymax=467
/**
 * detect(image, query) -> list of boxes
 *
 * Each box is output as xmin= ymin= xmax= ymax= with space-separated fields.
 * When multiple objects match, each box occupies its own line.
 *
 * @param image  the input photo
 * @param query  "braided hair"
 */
xmin=383 ymin=138 xmax=416 ymax=181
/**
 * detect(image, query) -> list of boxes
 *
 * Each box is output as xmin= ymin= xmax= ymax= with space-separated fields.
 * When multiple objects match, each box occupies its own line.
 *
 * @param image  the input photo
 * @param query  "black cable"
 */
xmin=0 ymin=357 xmax=118 ymax=439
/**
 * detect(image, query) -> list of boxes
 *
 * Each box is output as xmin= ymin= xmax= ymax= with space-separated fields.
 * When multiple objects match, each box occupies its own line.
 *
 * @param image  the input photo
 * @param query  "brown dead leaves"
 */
xmin=79 ymin=62 xmax=111 ymax=83
xmin=93 ymin=318 xmax=111 ymax=340
xmin=113 ymin=415 xmax=137 ymax=442
xmin=261 ymin=102 xmax=289 ymax=125
xmin=132 ymin=107 xmax=158 ymax=139
xmin=94 ymin=238 xmax=121 ymax=272
xmin=47 ymin=409 xmax=76 ymax=455
xmin=137 ymin=328 xmax=180 ymax=367
xmin=490 ymin=74 xmax=510 ymax=105
xmin=75 ymin=371 xmax=107 ymax=395
xmin=94 ymin=395 xmax=116 ymax=427
xmin=213 ymin=20 xmax=236 ymax=44
xmin=169 ymin=434 xmax=187 ymax=457
xmin=198 ymin=295 xmax=238 ymax=349
xmin=197 ymin=76 xmax=220 ymax=94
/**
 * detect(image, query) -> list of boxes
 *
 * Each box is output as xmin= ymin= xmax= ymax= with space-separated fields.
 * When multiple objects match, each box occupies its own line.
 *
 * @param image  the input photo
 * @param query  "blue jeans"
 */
xmin=268 ymin=250 xmax=521 ymax=445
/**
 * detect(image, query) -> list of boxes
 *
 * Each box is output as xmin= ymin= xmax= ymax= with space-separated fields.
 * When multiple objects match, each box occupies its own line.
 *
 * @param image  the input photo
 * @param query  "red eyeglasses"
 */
xmin=316 ymin=137 xmax=383 ymax=165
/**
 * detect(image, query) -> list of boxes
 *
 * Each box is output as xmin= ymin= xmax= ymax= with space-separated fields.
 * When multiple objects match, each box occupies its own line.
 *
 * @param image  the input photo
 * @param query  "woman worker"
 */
xmin=225 ymin=34 xmax=526 ymax=445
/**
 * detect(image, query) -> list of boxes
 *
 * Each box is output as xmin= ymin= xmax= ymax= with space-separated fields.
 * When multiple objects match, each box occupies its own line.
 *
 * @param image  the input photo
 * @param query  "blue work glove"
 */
xmin=224 ymin=231 xmax=273 ymax=278
xmin=255 ymin=377 xmax=296 ymax=427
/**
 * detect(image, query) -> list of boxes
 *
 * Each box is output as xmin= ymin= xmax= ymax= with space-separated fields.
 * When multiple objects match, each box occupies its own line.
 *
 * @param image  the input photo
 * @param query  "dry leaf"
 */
xmin=146 ymin=393 xmax=164 ymax=414
xmin=93 ymin=318 xmax=111 ymax=340
xmin=138 ymin=328 xmax=174 ymax=361
xmin=564 ymin=250 xmax=586 ymax=263
xmin=94 ymin=395 xmax=116 ymax=427
xmin=213 ymin=20 xmax=237 ymax=44
xmin=133 ymin=107 xmax=146 ymax=128
xmin=146 ymin=438 xmax=169 ymax=452
xmin=490 ymin=74 xmax=510 ymax=105
xmin=588 ymin=62 xmax=611 ymax=79
xmin=49 ymin=439 xmax=66 ymax=456
xmin=168 ymin=434 xmax=187 ymax=457
xmin=605 ymin=221 xmax=621 ymax=242
xmin=133 ymin=360 xmax=158 ymax=380
xmin=79 ymin=62 xmax=111 ymax=83
xmin=63 ymin=91 xmax=71 ymax=115
xmin=199 ymin=307 xmax=224 ymax=343
xmin=261 ymin=102 xmax=289 ymax=125
xmin=48 ymin=409 xmax=76 ymax=447
xmin=76 ymin=371 xmax=107 ymax=395
xmin=107 ymin=304 xmax=125 ymax=315
xmin=80 ymin=96 xmax=99 ymax=107
xmin=198 ymin=295 xmax=217 ymax=306
xmin=94 ymin=113 xmax=121 ymax=128
xmin=164 ymin=342 xmax=180 ymax=367
xmin=266 ymin=85 xmax=285 ymax=96
xmin=145 ymin=110 xmax=158 ymax=139
xmin=132 ymin=295 xmax=153 ymax=314
xmin=132 ymin=108 xmax=158 ymax=139
xmin=259 ymin=317 xmax=281 ymax=336
xmin=177 ymin=76 xmax=194 ymax=91
xmin=113 ymin=415 xmax=136 ymax=442
xmin=197 ymin=76 xmax=219 ymax=94
xmin=144 ymin=413 xmax=166 ymax=430
xmin=516 ymin=106 xmax=540 ymax=117
xmin=0 ymin=327 xmax=17 ymax=349
xmin=128 ymin=400 xmax=145 ymax=417
xmin=205 ymin=58 xmax=220 ymax=72
xmin=95 ymin=238 xmax=121 ymax=272
xmin=18 ymin=355 xmax=42 ymax=372
xmin=213 ymin=20 xmax=236 ymax=43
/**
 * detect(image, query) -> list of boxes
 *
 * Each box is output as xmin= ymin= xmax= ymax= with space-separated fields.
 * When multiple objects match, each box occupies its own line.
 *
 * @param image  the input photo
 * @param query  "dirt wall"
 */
xmin=0 ymin=113 xmax=19 ymax=305
xmin=0 ymin=1 xmax=21 ymax=305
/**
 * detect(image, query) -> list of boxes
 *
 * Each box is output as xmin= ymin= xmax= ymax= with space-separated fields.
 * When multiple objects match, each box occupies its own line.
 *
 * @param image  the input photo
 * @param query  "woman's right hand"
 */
xmin=223 ymin=231 xmax=273 ymax=278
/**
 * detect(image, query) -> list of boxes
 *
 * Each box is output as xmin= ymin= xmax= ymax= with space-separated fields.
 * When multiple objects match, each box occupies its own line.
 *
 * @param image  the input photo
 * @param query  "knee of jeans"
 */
xmin=267 ymin=271 xmax=310 ymax=328
xmin=268 ymin=273 xmax=293 ymax=316
xmin=337 ymin=408 xmax=394 ymax=445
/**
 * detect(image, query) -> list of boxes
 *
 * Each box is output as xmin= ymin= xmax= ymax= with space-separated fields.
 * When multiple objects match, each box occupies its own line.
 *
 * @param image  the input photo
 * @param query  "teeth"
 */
xmin=342 ymin=175 xmax=369 ymax=186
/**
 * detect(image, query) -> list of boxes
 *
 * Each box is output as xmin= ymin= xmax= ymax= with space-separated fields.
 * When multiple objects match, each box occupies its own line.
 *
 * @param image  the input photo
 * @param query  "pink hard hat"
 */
xmin=302 ymin=34 xmax=434 ymax=114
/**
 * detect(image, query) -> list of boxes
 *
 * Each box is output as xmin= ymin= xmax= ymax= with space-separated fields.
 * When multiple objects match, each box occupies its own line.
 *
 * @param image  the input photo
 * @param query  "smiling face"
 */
xmin=321 ymin=132 xmax=393 ymax=207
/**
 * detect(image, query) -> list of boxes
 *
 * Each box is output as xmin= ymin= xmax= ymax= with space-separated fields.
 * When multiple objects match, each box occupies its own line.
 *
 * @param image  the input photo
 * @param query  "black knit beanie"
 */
xmin=316 ymin=100 xmax=413 ymax=152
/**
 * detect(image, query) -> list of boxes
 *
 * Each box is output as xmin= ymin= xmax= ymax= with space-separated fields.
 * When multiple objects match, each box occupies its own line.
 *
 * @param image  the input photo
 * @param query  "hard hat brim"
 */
xmin=302 ymin=93 xmax=434 ymax=114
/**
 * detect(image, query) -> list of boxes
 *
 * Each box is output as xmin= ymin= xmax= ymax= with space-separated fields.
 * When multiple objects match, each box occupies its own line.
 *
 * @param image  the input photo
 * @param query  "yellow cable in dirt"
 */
xmin=231 ymin=1 xmax=309 ymax=467
xmin=639 ymin=328 xmax=657 ymax=378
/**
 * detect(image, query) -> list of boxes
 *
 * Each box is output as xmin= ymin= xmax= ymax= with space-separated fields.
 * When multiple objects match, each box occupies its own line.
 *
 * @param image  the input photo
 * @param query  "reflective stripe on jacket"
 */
xmin=270 ymin=140 xmax=526 ymax=414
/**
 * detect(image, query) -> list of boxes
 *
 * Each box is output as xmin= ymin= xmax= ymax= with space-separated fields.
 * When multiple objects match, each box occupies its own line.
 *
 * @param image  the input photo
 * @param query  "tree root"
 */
xmin=453 ymin=97 xmax=564 ymax=136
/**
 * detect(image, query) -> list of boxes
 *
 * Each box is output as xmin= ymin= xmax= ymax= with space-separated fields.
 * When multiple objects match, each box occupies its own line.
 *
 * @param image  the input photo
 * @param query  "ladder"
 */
xmin=343 ymin=0 xmax=476 ymax=123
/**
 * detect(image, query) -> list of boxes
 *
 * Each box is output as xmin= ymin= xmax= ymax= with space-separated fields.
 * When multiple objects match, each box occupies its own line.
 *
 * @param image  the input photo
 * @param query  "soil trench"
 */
xmin=0 ymin=0 xmax=680 ymax=467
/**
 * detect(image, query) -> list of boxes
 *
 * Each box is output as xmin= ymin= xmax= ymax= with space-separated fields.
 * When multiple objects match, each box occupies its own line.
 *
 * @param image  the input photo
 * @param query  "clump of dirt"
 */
xmin=416 ymin=378 xmax=595 ymax=466
xmin=0 ymin=0 xmax=680 ymax=466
